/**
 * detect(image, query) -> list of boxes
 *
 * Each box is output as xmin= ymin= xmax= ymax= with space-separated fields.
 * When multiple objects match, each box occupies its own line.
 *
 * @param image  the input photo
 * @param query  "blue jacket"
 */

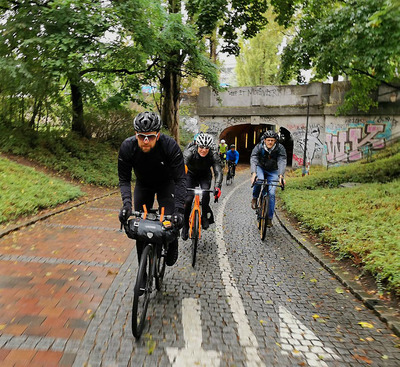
xmin=226 ymin=150 xmax=239 ymax=164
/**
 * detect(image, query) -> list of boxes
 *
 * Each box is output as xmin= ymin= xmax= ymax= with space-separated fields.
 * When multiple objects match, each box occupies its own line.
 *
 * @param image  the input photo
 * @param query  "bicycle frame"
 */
xmin=252 ymin=178 xmax=284 ymax=240
xmin=188 ymin=188 xmax=204 ymax=239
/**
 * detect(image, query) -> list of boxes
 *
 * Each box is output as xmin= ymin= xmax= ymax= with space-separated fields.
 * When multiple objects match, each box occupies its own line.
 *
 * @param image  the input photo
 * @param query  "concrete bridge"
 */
xmin=183 ymin=82 xmax=400 ymax=169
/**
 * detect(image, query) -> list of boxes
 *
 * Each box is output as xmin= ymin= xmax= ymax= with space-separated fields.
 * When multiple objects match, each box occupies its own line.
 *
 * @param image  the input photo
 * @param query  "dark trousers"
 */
xmin=184 ymin=174 xmax=211 ymax=228
xmin=133 ymin=180 xmax=177 ymax=263
xmin=227 ymin=161 xmax=236 ymax=175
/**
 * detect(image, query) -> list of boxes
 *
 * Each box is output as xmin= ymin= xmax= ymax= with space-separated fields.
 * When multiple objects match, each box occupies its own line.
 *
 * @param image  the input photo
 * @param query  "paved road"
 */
xmin=0 ymin=169 xmax=399 ymax=366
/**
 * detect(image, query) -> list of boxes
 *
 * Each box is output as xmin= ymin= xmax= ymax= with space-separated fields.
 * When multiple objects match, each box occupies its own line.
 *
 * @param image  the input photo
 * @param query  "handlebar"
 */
xmin=187 ymin=188 xmax=215 ymax=194
xmin=251 ymin=177 xmax=285 ymax=190
xmin=119 ymin=208 xmax=174 ymax=231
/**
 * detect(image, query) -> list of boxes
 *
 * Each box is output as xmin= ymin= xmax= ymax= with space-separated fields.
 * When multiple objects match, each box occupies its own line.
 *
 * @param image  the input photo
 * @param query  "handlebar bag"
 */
xmin=126 ymin=218 xmax=176 ymax=244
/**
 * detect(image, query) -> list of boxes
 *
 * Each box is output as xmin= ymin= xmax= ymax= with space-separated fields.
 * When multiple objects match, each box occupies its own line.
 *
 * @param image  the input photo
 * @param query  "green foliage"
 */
xmin=0 ymin=156 xmax=82 ymax=224
xmin=280 ymin=142 xmax=400 ymax=293
xmin=279 ymin=0 xmax=400 ymax=112
xmin=236 ymin=8 xmax=287 ymax=86
xmin=287 ymin=142 xmax=400 ymax=190
xmin=0 ymin=125 xmax=119 ymax=186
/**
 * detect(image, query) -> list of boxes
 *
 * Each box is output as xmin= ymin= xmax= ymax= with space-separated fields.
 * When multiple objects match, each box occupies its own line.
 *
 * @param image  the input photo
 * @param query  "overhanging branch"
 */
xmin=352 ymin=68 xmax=400 ymax=90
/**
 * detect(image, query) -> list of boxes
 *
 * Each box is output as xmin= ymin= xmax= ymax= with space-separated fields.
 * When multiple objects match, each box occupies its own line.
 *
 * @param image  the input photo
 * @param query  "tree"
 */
xmin=0 ymin=0 xmax=160 ymax=136
xmin=156 ymin=0 xmax=277 ymax=141
xmin=279 ymin=0 xmax=400 ymax=112
xmin=235 ymin=9 xmax=286 ymax=86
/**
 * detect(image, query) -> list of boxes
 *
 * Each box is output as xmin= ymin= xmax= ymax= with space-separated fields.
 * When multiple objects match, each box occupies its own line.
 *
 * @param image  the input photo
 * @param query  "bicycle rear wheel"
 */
xmin=226 ymin=170 xmax=232 ymax=185
xmin=191 ymin=211 xmax=199 ymax=267
xmin=132 ymin=244 xmax=153 ymax=339
xmin=259 ymin=195 xmax=269 ymax=241
xmin=155 ymin=244 xmax=166 ymax=290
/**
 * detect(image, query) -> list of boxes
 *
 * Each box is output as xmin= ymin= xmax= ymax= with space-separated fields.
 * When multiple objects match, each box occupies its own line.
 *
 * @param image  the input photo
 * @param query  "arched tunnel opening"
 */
xmin=219 ymin=124 xmax=293 ymax=166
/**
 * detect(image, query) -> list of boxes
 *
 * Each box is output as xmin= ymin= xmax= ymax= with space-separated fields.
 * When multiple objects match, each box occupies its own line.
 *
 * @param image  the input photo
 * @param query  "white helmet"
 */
xmin=196 ymin=133 xmax=213 ymax=148
xmin=221 ymin=139 xmax=225 ymax=144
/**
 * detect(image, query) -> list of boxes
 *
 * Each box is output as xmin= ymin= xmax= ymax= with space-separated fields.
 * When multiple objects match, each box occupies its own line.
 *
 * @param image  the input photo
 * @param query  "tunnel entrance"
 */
xmin=219 ymin=124 xmax=293 ymax=166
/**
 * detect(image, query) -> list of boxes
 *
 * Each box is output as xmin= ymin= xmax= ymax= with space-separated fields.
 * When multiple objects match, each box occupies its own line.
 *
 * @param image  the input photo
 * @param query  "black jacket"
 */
xmin=118 ymin=134 xmax=186 ymax=210
xmin=183 ymin=142 xmax=223 ymax=188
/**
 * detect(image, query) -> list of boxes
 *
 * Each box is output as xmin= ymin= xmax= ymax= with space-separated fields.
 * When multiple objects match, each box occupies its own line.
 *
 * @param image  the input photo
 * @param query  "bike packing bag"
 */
xmin=126 ymin=218 xmax=176 ymax=244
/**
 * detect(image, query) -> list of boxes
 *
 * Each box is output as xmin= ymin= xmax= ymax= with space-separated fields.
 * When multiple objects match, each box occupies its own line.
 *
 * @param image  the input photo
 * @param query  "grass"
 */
xmin=0 ymin=156 xmax=82 ymax=224
xmin=280 ymin=141 xmax=400 ymax=294
xmin=0 ymin=126 xmax=119 ymax=186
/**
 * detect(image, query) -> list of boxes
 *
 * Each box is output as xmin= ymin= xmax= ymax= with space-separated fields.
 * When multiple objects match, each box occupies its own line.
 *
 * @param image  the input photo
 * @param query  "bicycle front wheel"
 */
xmin=191 ymin=211 xmax=199 ymax=267
xmin=132 ymin=244 xmax=153 ymax=339
xmin=226 ymin=170 xmax=231 ymax=185
xmin=155 ymin=244 xmax=166 ymax=291
xmin=259 ymin=195 xmax=269 ymax=241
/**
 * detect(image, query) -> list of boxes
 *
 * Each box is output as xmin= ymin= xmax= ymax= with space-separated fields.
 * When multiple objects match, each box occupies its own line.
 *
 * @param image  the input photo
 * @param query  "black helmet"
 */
xmin=262 ymin=130 xmax=279 ymax=140
xmin=133 ymin=112 xmax=162 ymax=132
xmin=230 ymin=144 xmax=235 ymax=149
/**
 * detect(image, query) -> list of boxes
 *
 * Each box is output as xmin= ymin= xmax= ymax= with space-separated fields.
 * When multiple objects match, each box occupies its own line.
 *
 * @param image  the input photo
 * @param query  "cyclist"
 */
xmin=218 ymin=139 xmax=228 ymax=164
xmin=226 ymin=144 xmax=239 ymax=176
xmin=118 ymin=111 xmax=186 ymax=268
xmin=181 ymin=133 xmax=223 ymax=240
xmin=250 ymin=130 xmax=287 ymax=227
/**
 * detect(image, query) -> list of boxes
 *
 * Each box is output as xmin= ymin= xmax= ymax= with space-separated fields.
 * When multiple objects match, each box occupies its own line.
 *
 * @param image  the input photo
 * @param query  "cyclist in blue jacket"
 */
xmin=226 ymin=144 xmax=239 ymax=176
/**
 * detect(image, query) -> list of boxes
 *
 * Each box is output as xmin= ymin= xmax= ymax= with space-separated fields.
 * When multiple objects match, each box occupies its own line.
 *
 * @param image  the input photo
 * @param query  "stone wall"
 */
xmin=187 ymin=82 xmax=400 ymax=168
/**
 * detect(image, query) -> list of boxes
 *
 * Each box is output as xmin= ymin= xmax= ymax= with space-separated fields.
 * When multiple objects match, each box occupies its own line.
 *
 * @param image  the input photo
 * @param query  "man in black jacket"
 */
xmin=118 ymin=111 xmax=186 ymax=266
xmin=250 ymin=130 xmax=287 ymax=227
xmin=181 ymin=133 xmax=223 ymax=240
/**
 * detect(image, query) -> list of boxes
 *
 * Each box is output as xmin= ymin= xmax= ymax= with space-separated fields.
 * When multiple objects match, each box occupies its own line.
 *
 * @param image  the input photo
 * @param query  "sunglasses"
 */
xmin=198 ymin=145 xmax=210 ymax=150
xmin=136 ymin=133 xmax=158 ymax=142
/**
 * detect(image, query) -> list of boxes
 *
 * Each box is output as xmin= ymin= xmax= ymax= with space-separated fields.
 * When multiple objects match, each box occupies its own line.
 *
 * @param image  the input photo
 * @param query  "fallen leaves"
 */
xmin=353 ymin=354 xmax=372 ymax=364
xmin=335 ymin=287 xmax=344 ymax=294
xmin=358 ymin=322 xmax=374 ymax=329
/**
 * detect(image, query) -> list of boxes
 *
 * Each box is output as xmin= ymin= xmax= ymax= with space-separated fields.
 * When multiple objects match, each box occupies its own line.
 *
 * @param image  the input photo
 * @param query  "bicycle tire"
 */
xmin=132 ymin=244 xmax=153 ymax=339
xmin=260 ymin=195 xmax=269 ymax=241
xmin=155 ymin=244 xmax=166 ymax=291
xmin=226 ymin=170 xmax=231 ymax=185
xmin=191 ymin=210 xmax=199 ymax=267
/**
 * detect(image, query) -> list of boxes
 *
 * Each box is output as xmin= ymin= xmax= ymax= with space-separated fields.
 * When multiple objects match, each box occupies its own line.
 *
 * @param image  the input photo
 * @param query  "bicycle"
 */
xmin=121 ymin=206 xmax=178 ymax=339
xmin=251 ymin=178 xmax=285 ymax=241
xmin=226 ymin=161 xmax=235 ymax=185
xmin=219 ymin=152 xmax=226 ymax=168
xmin=187 ymin=187 xmax=216 ymax=267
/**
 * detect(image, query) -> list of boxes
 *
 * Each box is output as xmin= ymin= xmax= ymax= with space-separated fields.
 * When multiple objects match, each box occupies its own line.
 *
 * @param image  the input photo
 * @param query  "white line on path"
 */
xmin=167 ymin=298 xmax=221 ymax=366
xmin=215 ymin=179 xmax=266 ymax=367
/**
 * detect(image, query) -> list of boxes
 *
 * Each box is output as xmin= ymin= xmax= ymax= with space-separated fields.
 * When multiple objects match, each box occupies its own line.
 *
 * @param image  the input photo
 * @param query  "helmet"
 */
xmin=230 ymin=144 xmax=235 ymax=149
xmin=196 ymin=133 xmax=213 ymax=148
xmin=221 ymin=139 xmax=225 ymax=144
xmin=262 ymin=130 xmax=279 ymax=140
xmin=133 ymin=111 xmax=162 ymax=132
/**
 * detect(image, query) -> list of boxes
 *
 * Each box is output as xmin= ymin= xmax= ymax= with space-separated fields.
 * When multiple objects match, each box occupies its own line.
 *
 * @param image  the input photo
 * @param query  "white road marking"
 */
xmin=166 ymin=298 xmax=221 ymax=366
xmin=215 ymin=179 xmax=266 ymax=367
xmin=279 ymin=305 xmax=340 ymax=366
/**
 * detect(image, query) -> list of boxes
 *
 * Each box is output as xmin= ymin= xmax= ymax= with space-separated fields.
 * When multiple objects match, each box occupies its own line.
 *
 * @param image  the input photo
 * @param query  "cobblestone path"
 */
xmin=0 ymin=170 xmax=399 ymax=366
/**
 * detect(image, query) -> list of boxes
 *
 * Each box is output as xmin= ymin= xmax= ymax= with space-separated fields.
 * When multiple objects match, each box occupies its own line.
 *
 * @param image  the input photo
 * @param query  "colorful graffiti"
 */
xmin=325 ymin=118 xmax=395 ymax=163
xmin=292 ymin=125 xmax=324 ymax=166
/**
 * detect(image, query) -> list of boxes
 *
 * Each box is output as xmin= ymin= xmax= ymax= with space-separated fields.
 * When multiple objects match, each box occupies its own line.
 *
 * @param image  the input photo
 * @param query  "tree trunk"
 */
xmin=29 ymin=96 xmax=42 ymax=129
xmin=161 ymin=67 xmax=181 ymax=143
xmin=70 ymin=81 xmax=88 ymax=137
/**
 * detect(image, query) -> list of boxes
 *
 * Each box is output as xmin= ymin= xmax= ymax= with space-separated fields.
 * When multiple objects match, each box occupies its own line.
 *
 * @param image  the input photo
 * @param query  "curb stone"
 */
xmin=275 ymin=207 xmax=400 ymax=337
xmin=0 ymin=190 xmax=119 ymax=239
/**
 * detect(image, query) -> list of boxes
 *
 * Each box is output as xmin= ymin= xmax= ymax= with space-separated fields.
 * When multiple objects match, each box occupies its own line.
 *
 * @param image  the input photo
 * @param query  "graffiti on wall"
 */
xmin=227 ymin=87 xmax=280 ymax=97
xmin=292 ymin=125 xmax=324 ymax=166
xmin=182 ymin=117 xmax=199 ymax=134
xmin=325 ymin=117 xmax=395 ymax=163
